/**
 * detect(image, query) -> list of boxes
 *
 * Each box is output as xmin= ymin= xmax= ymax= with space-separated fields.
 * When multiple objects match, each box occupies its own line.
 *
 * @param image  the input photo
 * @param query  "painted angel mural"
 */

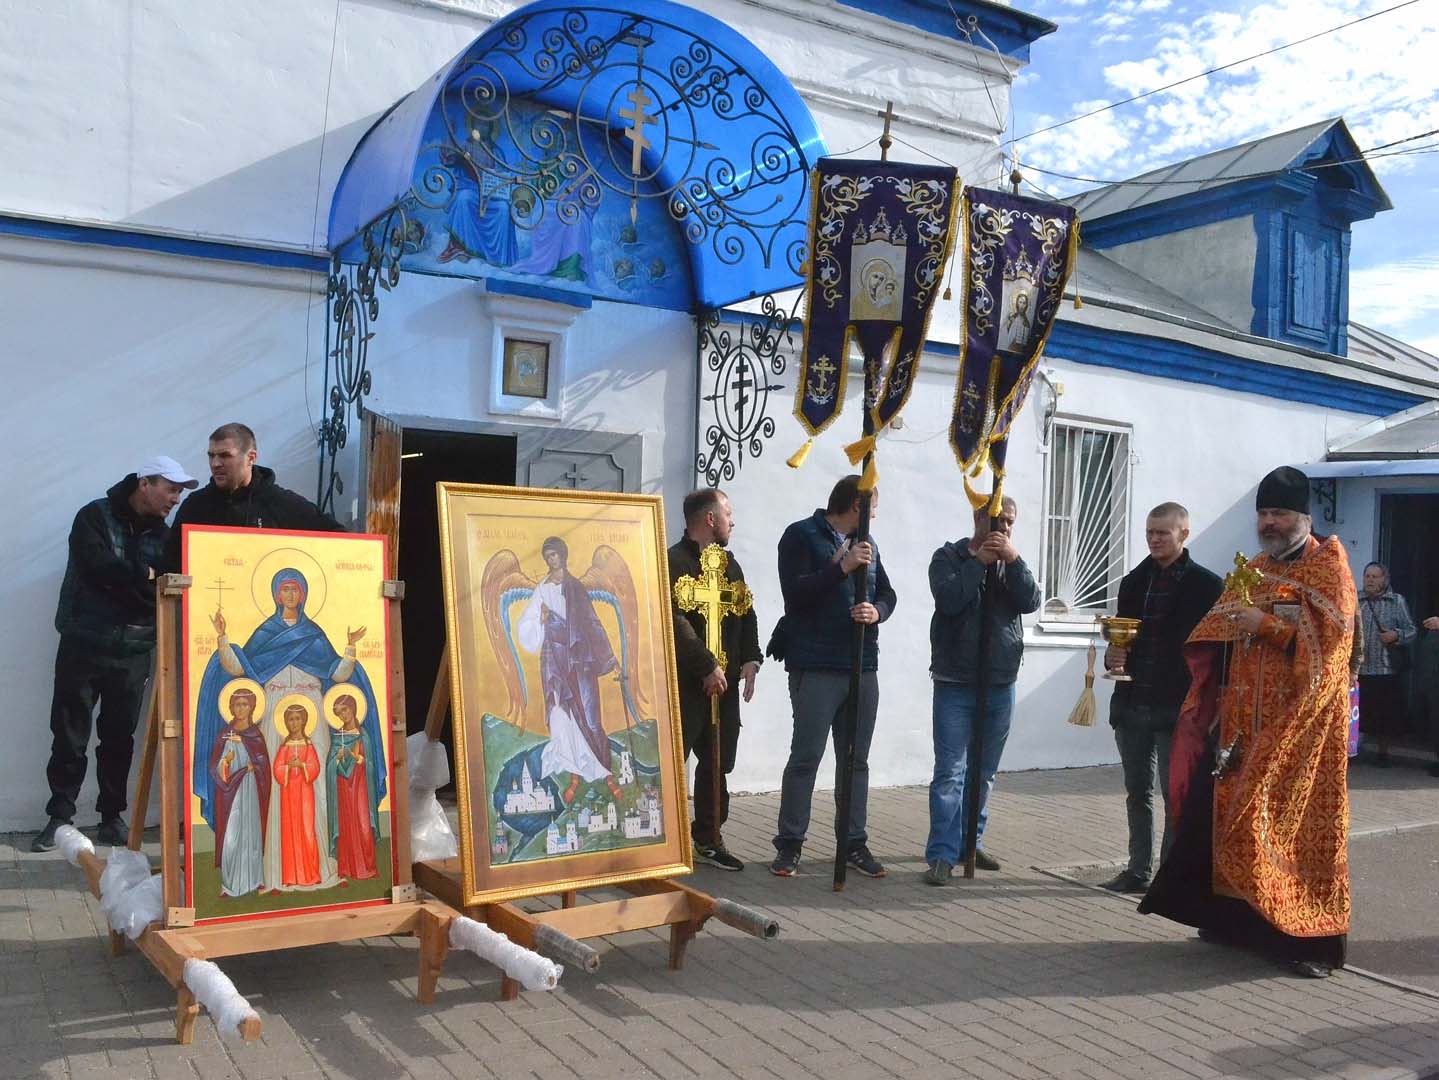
xmin=480 ymin=538 xmax=653 ymax=808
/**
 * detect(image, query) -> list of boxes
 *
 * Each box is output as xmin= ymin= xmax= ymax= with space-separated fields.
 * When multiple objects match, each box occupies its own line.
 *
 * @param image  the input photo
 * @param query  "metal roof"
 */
xmin=1067 ymin=117 xmax=1392 ymax=221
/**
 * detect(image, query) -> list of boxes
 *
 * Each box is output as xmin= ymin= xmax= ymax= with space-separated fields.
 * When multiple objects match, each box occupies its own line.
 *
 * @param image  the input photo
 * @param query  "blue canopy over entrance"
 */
xmin=327 ymin=0 xmax=828 ymax=312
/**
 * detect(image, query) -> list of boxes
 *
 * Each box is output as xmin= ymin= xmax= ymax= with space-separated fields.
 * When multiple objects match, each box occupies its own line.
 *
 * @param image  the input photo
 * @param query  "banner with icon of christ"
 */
xmin=181 ymin=525 xmax=394 ymax=924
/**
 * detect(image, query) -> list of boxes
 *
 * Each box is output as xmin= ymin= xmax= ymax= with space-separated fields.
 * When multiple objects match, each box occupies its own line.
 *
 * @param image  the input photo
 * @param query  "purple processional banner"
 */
xmin=951 ymin=188 xmax=1079 ymax=511
xmin=794 ymin=159 xmax=961 ymax=445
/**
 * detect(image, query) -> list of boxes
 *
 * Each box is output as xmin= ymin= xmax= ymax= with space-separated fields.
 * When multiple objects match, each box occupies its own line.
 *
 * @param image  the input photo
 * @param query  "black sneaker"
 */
xmin=770 ymin=847 xmax=801 ymax=877
xmin=1100 ymin=870 xmax=1149 ymax=894
xmin=846 ymin=844 xmax=886 ymax=878
xmin=966 ymin=849 xmax=1001 ymax=872
xmin=96 ymin=816 xmax=128 ymax=848
xmin=30 ymin=818 xmax=67 ymax=853
xmin=695 ymin=844 xmax=744 ymax=871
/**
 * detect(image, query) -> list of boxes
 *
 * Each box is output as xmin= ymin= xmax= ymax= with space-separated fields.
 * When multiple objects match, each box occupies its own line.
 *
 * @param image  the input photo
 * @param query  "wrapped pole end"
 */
xmin=713 ymin=898 xmax=780 ymax=939
xmin=533 ymin=924 xmax=601 ymax=973
xmin=55 ymin=824 xmax=95 ymax=867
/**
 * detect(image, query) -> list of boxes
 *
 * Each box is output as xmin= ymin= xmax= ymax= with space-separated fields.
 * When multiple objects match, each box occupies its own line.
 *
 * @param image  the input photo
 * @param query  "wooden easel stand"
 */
xmin=419 ymin=643 xmax=778 ymax=999
xmin=75 ymin=573 xmax=466 ymax=1044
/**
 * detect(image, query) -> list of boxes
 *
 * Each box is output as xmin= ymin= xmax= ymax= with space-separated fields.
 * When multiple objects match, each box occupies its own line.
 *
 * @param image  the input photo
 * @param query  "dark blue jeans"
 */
xmin=1112 ymin=703 xmax=1175 ymax=881
xmin=925 ymin=680 xmax=1014 ymax=866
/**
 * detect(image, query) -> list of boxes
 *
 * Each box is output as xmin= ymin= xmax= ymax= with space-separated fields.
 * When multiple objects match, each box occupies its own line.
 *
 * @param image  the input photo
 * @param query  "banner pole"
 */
xmin=831 ymin=102 xmax=895 ymax=892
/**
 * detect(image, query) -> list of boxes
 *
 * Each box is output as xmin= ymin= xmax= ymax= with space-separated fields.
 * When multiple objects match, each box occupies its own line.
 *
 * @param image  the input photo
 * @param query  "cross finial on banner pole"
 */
xmin=878 ymin=101 xmax=895 ymax=162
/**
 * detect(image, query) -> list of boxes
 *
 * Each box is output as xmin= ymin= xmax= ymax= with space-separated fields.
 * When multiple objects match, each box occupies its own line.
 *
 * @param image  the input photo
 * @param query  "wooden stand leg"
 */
xmin=669 ymin=919 xmax=702 ymax=971
xmin=560 ymin=890 xmax=577 ymax=909
xmin=500 ymin=976 xmax=520 ymax=1001
xmin=175 ymin=983 xmax=200 ymax=1045
xmin=129 ymin=687 xmax=159 ymax=852
xmin=110 ymin=929 xmax=127 ymax=957
xmin=417 ymin=908 xmax=453 ymax=1005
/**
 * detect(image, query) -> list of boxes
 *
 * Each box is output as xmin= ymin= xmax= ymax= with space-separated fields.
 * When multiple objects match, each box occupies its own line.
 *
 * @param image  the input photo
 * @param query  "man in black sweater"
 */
xmin=34 ymin=456 xmax=198 ymax=852
xmin=162 ymin=422 xmax=345 ymax=572
xmin=669 ymin=489 xmax=762 ymax=870
xmin=1101 ymin=502 xmax=1222 ymax=894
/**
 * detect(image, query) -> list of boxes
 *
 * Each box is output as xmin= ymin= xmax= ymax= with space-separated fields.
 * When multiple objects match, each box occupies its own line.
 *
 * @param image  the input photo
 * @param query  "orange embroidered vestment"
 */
xmin=1173 ymin=535 xmax=1356 ymax=938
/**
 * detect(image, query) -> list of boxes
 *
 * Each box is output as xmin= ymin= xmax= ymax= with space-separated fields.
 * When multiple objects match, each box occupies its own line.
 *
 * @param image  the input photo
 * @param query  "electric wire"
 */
xmin=1012 ymin=0 xmax=1431 ymax=144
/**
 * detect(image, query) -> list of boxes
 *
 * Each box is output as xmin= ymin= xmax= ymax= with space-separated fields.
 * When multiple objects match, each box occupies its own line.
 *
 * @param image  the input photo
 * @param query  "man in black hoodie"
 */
xmin=1100 ymin=502 xmax=1222 ymax=894
xmin=162 ymin=422 xmax=345 ymax=573
xmin=33 ymin=456 xmax=198 ymax=852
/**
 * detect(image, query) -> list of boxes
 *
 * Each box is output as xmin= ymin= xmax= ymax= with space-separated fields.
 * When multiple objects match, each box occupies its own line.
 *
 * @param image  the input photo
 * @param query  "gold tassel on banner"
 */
xmin=1069 ymin=218 xmax=1084 ymax=310
xmin=858 ymin=455 xmax=879 ymax=492
xmin=1067 ymin=643 xmax=1097 ymax=727
xmin=787 ymin=439 xmax=814 ymax=469
xmin=843 ymin=435 xmax=876 ymax=466
xmin=963 ymin=474 xmax=988 ymax=510
xmin=988 ymin=477 xmax=1006 ymax=516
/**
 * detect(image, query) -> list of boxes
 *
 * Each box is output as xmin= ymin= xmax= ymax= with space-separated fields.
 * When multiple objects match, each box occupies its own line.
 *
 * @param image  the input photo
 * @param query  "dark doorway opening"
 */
xmin=1378 ymin=492 xmax=1439 ymax=740
xmin=398 ymin=429 xmax=516 ymax=769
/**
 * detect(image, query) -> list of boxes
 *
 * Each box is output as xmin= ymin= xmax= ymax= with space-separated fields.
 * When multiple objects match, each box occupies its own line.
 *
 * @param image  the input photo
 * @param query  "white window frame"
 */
xmin=1038 ymin=415 xmax=1133 ymax=625
xmin=479 ymin=290 xmax=581 ymax=421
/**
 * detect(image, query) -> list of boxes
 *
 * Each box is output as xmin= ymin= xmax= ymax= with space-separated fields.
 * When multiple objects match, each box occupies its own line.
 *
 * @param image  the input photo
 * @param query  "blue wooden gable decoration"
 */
xmin=1079 ymin=120 xmax=1391 ymax=357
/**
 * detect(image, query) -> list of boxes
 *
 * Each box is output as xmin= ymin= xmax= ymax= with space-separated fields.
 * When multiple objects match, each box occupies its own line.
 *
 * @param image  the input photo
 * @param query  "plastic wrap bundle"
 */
xmin=182 ymin=958 xmax=259 ymax=1042
xmin=449 ymin=915 xmax=563 ymax=991
xmin=98 ymin=847 xmax=163 ymax=939
xmin=407 ymin=732 xmax=458 ymax=862
xmin=54 ymin=824 xmax=95 ymax=867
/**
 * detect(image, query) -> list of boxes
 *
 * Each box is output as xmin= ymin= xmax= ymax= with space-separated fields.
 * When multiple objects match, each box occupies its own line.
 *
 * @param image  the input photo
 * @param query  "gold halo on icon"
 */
xmin=250 ymin=548 xmax=328 ymax=620
xmin=323 ymin=683 xmax=368 ymax=730
xmin=217 ymin=678 xmax=266 ymax=724
xmin=272 ymin=693 xmax=319 ymax=738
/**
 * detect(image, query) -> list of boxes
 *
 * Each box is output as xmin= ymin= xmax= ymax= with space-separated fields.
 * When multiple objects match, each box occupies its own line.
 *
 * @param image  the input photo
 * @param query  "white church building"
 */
xmin=1 ymin=0 xmax=1434 ymax=832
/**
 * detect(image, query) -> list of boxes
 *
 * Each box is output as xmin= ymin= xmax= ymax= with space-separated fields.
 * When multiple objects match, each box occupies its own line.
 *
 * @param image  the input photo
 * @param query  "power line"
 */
xmin=1013 ymin=0 xmax=1430 ymax=144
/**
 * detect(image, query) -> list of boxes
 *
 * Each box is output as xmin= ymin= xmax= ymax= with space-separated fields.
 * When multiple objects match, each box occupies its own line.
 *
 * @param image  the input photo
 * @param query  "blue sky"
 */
xmin=1002 ymin=0 xmax=1439 ymax=355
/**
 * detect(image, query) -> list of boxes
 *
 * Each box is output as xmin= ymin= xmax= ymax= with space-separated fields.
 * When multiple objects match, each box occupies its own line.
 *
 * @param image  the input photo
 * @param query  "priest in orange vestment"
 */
xmin=1141 ymin=467 xmax=1356 ymax=978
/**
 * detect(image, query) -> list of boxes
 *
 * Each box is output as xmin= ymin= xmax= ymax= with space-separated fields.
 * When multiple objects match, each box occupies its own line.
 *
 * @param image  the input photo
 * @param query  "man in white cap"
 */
xmin=32 ymin=456 xmax=198 ymax=852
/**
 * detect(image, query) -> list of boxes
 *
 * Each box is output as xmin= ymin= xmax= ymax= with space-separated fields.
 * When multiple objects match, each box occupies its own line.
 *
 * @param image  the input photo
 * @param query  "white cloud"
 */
xmin=1349 ymin=255 xmax=1439 ymax=344
xmin=1022 ymin=0 xmax=1439 ymax=188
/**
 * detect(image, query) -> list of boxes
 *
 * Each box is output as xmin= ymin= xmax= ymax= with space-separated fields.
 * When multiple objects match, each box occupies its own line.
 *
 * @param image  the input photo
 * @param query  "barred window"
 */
xmin=1040 ymin=418 xmax=1132 ymax=621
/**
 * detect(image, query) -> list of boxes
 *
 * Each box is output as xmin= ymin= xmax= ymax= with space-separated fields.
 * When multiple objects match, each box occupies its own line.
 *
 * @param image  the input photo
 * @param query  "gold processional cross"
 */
xmin=1214 ymin=552 xmax=1265 ymax=778
xmin=673 ymin=544 xmax=752 ymax=847
xmin=1225 ymin=551 xmax=1264 ymax=607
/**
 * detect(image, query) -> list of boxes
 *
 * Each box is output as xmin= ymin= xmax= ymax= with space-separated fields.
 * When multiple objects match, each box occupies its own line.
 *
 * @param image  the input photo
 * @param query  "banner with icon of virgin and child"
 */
xmin=182 ymin=526 xmax=393 ymax=924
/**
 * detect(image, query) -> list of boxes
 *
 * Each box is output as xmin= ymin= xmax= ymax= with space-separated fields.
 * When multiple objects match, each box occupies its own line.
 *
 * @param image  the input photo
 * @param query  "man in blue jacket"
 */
xmin=924 ymin=496 xmax=1040 ymax=885
xmin=770 ymin=475 xmax=896 ymax=878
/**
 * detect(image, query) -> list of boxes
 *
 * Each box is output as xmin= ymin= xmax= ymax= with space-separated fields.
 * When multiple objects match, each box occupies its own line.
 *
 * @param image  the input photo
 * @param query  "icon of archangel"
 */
xmin=190 ymin=558 xmax=390 ymax=916
xmin=477 ymin=537 xmax=666 ymax=863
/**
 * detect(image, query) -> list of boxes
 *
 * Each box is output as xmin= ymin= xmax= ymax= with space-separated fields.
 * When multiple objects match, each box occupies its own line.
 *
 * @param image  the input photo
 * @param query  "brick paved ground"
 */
xmin=5 ymin=762 xmax=1438 ymax=1080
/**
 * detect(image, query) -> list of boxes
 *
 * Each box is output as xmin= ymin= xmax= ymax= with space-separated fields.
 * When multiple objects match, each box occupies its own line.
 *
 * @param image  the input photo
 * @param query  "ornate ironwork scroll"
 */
xmin=696 ymin=291 xmax=802 ymax=485
xmin=318 ymin=206 xmax=411 ymax=513
xmin=410 ymin=7 xmax=815 ymax=282
xmin=1312 ymin=478 xmax=1338 ymax=524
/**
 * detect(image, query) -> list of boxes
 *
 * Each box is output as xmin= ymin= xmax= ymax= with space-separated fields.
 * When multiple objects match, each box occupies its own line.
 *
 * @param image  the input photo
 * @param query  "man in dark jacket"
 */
xmin=669 ymin=489 xmax=762 ymax=871
xmin=1101 ymin=502 xmax=1222 ymax=894
xmin=923 ymin=497 xmax=1041 ymax=885
xmin=162 ymin=422 xmax=345 ymax=572
xmin=770 ymin=475 xmax=896 ymax=879
xmin=33 ymin=456 xmax=198 ymax=852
